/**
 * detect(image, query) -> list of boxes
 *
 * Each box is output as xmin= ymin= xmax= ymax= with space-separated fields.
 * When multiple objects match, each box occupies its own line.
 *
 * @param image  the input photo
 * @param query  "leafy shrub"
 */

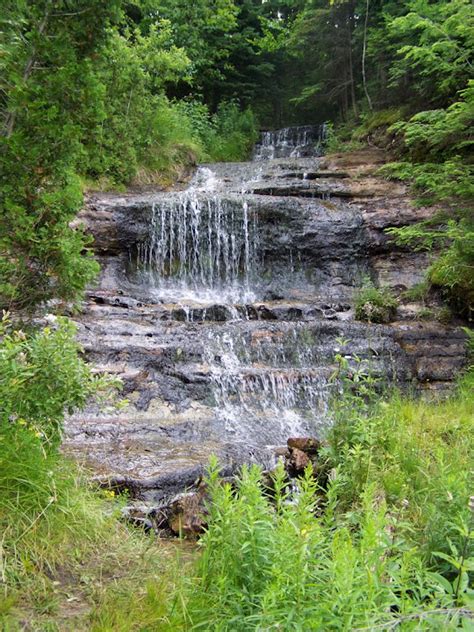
xmin=379 ymin=159 xmax=474 ymax=205
xmin=176 ymin=99 xmax=259 ymax=162
xmin=387 ymin=214 xmax=474 ymax=318
xmin=0 ymin=313 xmax=117 ymax=450
xmin=324 ymin=121 xmax=364 ymax=153
xmin=353 ymin=107 xmax=407 ymax=144
xmin=328 ymin=372 xmax=474 ymax=565
xmin=0 ymin=314 xmax=122 ymax=600
xmin=354 ymin=281 xmax=398 ymax=323
xmin=389 ymin=81 xmax=474 ymax=162
xmin=207 ymin=102 xmax=259 ymax=162
xmin=160 ymin=419 xmax=473 ymax=630
xmin=0 ymin=312 xmax=119 ymax=556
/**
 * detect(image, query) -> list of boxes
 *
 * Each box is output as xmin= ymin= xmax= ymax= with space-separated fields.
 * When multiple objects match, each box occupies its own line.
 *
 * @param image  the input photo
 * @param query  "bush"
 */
xmin=387 ymin=214 xmax=474 ymax=318
xmin=207 ymin=102 xmax=259 ymax=162
xmin=379 ymin=160 xmax=473 ymax=205
xmin=0 ymin=312 xmax=119 ymax=566
xmin=354 ymin=281 xmax=398 ymax=323
xmin=0 ymin=314 xmax=124 ymax=629
xmin=175 ymin=99 xmax=259 ymax=163
xmin=353 ymin=108 xmax=407 ymax=145
xmin=0 ymin=313 xmax=117 ymax=450
xmin=158 ymin=391 xmax=473 ymax=630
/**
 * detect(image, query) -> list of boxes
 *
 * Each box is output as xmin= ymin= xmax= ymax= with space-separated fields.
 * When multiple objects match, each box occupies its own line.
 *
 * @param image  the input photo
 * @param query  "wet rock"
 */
xmin=288 ymin=447 xmax=310 ymax=474
xmin=274 ymin=446 xmax=291 ymax=459
xmin=168 ymin=487 xmax=208 ymax=537
xmin=287 ymin=437 xmax=321 ymax=454
xmin=65 ymin=145 xmax=469 ymax=506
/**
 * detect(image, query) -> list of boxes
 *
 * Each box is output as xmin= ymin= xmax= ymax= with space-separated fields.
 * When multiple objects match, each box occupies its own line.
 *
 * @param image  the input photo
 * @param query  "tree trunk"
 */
xmin=362 ymin=0 xmax=373 ymax=111
xmin=347 ymin=25 xmax=358 ymax=118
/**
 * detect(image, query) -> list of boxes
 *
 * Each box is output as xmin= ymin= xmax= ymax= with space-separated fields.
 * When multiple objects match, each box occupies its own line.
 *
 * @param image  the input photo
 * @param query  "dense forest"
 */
xmin=1 ymin=1 xmax=473 ymax=629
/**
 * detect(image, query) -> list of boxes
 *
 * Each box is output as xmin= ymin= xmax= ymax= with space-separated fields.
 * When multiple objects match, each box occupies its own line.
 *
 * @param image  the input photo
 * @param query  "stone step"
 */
xmin=65 ymin=437 xmax=272 ymax=503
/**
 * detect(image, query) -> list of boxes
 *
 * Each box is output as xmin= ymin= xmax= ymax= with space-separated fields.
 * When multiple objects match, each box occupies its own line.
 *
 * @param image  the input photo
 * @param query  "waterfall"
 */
xmin=253 ymin=124 xmax=327 ymax=161
xmin=135 ymin=169 xmax=260 ymax=303
xmin=204 ymin=328 xmax=331 ymax=444
xmin=67 ymin=123 xmax=431 ymax=502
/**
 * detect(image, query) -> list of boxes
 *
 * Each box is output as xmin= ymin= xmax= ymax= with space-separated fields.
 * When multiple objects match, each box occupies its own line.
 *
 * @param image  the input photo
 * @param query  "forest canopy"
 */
xmin=0 ymin=0 xmax=473 ymax=312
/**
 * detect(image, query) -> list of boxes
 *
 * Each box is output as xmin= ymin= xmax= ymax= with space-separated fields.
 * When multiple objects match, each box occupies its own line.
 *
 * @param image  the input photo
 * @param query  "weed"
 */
xmin=354 ymin=280 xmax=398 ymax=323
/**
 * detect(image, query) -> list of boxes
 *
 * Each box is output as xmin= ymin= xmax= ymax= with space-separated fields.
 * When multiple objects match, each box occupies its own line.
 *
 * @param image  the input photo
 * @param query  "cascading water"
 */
xmin=204 ymin=327 xmax=331 ymax=444
xmin=66 ymin=122 xmax=446 ymax=501
xmin=134 ymin=169 xmax=260 ymax=303
xmin=127 ymin=132 xmax=337 ymax=447
xmin=253 ymin=124 xmax=327 ymax=161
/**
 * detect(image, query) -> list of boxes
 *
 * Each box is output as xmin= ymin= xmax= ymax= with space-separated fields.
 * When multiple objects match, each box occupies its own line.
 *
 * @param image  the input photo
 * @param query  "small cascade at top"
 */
xmin=253 ymin=124 xmax=327 ymax=161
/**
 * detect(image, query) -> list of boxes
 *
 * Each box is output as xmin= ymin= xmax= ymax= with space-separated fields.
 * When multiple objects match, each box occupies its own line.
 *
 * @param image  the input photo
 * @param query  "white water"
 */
xmin=134 ymin=125 xmax=332 ymax=444
xmin=253 ymin=124 xmax=327 ymax=161
xmin=136 ymin=168 xmax=260 ymax=304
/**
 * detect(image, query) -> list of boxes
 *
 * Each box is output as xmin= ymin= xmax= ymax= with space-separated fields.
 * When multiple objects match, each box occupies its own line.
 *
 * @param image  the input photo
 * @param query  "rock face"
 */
xmin=64 ymin=138 xmax=468 ymax=513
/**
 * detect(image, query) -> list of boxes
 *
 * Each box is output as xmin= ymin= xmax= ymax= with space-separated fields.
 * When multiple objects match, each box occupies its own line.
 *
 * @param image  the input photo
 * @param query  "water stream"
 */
xmin=131 ymin=125 xmax=334 ymax=443
xmin=67 ymin=124 xmax=422 ymax=499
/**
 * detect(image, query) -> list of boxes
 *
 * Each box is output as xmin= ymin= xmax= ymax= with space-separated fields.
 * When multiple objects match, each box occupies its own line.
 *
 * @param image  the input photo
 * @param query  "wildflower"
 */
xmin=17 ymin=351 xmax=27 ymax=364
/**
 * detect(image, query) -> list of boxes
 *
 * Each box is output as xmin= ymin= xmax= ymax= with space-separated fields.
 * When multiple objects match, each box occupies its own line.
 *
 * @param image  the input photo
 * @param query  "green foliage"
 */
xmin=380 ymin=160 xmax=473 ymax=204
xmin=328 ymin=372 xmax=474 ymax=565
xmin=0 ymin=313 xmax=123 ymax=621
xmin=82 ymin=24 xmax=198 ymax=186
xmin=174 ymin=99 xmax=258 ymax=163
xmin=0 ymin=313 xmax=117 ymax=450
xmin=149 ymin=376 xmax=473 ymax=629
xmin=388 ymin=81 xmax=474 ymax=162
xmin=171 ymin=462 xmax=428 ymax=629
xmin=324 ymin=121 xmax=364 ymax=153
xmin=388 ymin=0 xmax=474 ymax=106
xmin=387 ymin=214 xmax=474 ymax=318
xmin=352 ymin=107 xmax=407 ymax=144
xmin=402 ymin=280 xmax=431 ymax=302
xmin=207 ymin=102 xmax=259 ymax=162
xmin=0 ymin=1 xmax=120 ymax=310
xmin=0 ymin=1 xmax=261 ymax=310
xmin=354 ymin=280 xmax=398 ymax=323
xmin=378 ymin=81 xmax=473 ymax=318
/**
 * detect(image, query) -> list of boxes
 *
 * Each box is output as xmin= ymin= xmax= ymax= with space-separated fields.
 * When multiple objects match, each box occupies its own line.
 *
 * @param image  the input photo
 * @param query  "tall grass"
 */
xmin=2 ymin=313 xmax=472 ymax=629
xmin=126 ymin=374 xmax=472 ymax=630
xmin=89 ymin=370 xmax=473 ymax=629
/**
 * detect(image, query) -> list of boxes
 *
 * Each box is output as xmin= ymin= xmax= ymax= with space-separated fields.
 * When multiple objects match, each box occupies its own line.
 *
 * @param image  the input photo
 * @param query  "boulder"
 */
xmin=288 ymin=447 xmax=310 ymax=474
xmin=168 ymin=487 xmax=208 ymax=537
xmin=287 ymin=437 xmax=321 ymax=454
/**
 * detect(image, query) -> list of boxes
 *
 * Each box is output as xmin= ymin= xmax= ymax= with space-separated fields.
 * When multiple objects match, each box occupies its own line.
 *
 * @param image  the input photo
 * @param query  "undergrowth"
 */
xmin=354 ymin=279 xmax=398 ymax=323
xmin=1 ymin=314 xmax=473 ymax=630
xmin=86 ymin=372 xmax=474 ymax=631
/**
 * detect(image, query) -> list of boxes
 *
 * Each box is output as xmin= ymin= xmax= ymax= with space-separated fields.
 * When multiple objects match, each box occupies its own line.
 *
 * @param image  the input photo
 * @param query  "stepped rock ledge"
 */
xmin=65 ymin=132 xmax=468 ymax=513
